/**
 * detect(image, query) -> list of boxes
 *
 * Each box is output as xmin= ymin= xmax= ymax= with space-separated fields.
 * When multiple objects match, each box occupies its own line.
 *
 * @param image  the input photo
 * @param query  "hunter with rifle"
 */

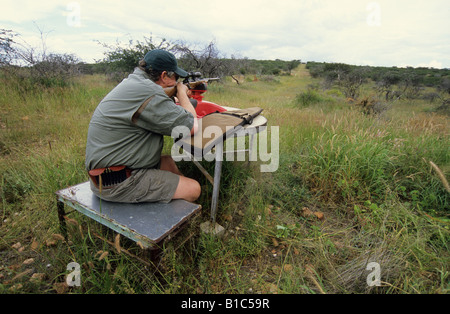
xmin=85 ymin=49 xmax=201 ymax=204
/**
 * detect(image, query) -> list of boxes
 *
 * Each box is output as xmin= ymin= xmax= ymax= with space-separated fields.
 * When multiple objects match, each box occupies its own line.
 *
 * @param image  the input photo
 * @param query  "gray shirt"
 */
xmin=85 ymin=68 xmax=194 ymax=170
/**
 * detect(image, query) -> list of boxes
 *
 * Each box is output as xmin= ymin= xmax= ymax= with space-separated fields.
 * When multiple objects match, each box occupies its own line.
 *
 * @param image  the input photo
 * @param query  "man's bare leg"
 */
xmin=160 ymin=155 xmax=183 ymax=175
xmin=160 ymin=155 xmax=201 ymax=202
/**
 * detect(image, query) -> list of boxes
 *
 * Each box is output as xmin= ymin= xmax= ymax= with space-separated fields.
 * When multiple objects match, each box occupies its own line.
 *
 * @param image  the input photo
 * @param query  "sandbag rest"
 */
xmin=219 ymin=107 xmax=263 ymax=125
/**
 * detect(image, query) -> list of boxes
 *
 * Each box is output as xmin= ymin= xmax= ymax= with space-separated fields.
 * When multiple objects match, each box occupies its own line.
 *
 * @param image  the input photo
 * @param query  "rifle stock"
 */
xmin=164 ymin=85 xmax=178 ymax=98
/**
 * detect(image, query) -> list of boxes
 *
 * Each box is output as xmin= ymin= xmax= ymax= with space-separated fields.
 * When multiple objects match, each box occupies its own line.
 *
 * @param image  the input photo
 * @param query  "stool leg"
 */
xmin=56 ymin=198 xmax=68 ymax=240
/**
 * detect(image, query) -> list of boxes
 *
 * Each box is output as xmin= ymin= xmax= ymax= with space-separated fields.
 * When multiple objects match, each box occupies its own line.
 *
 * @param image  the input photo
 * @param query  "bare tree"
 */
xmin=376 ymin=71 xmax=401 ymax=101
xmin=1 ymin=25 xmax=80 ymax=88
xmin=173 ymin=39 xmax=226 ymax=78
xmin=224 ymin=55 xmax=251 ymax=84
xmin=0 ymin=29 xmax=17 ymax=66
xmin=338 ymin=68 xmax=367 ymax=99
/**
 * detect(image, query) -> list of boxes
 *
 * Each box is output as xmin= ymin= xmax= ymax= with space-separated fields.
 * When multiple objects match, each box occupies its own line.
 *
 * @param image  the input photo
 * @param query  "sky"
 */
xmin=1 ymin=0 xmax=449 ymax=69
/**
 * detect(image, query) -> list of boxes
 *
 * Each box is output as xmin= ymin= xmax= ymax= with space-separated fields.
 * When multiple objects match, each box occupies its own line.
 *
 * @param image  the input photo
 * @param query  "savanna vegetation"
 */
xmin=0 ymin=32 xmax=448 ymax=294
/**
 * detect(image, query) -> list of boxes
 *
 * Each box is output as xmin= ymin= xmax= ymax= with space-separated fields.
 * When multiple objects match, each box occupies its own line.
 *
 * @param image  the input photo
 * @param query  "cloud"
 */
xmin=1 ymin=0 xmax=449 ymax=68
xmin=0 ymin=1 xmax=62 ymax=24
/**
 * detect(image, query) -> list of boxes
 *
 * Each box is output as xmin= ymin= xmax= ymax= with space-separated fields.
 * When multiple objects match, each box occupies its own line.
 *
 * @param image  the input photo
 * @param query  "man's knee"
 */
xmin=191 ymin=180 xmax=201 ymax=201
xmin=174 ymin=177 xmax=201 ymax=202
xmin=185 ymin=179 xmax=201 ymax=202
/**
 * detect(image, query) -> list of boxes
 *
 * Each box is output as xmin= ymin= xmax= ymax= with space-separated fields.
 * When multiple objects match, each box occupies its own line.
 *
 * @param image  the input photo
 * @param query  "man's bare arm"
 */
xmin=176 ymin=82 xmax=198 ymax=135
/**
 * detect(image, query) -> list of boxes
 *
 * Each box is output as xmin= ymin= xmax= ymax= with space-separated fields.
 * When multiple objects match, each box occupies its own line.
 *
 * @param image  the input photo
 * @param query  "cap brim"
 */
xmin=175 ymin=67 xmax=188 ymax=78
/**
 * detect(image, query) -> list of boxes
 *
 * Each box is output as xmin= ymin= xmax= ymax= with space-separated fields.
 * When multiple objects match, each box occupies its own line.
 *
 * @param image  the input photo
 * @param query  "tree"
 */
xmin=223 ymin=55 xmax=251 ymax=84
xmin=286 ymin=60 xmax=301 ymax=74
xmin=313 ymin=63 xmax=366 ymax=99
xmin=0 ymin=29 xmax=16 ymax=66
xmin=173 ymin=39 xmax=226 ymax=78
xmin=400 ymin=72 xmax=423 ymax=100
xmin=435 ymin=78 xmax=450 ymax=114
xmin=376 ymin=71 xmax=402 ymax=101
xmin=337 ymin=68 xmax=367 ymax=99
xmin=96 ymin=36 xmax=172 ymax=74
xmin=1 ymin=26 xmax=80 ymax=88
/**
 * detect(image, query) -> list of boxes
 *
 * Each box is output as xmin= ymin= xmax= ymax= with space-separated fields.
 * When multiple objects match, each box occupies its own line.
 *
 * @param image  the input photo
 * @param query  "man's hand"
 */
xmin=175 ymin=82 xmax=189 ymax=96
xmin=176 ymin=82 xmax=198 ymax=135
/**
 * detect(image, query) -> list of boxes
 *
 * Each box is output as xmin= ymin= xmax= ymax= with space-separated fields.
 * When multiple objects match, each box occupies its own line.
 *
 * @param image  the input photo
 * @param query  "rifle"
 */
xmin=164 ymin=71 xmax=220 ymax=99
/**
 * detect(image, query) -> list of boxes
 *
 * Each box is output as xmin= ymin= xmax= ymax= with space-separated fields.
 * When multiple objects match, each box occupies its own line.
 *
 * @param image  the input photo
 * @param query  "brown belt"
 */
xmin=88 ymin=166 xmax=132 ymax=189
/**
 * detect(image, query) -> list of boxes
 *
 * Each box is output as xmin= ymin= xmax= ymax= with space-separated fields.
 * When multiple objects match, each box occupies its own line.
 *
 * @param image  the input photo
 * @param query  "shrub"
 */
xmin=1 ymin=28 xmax=81 ymax=90
xmin=294 ymin=89 xmax=323 ymax=107
xmin=96 ymin=36 xmax=171 ymax=75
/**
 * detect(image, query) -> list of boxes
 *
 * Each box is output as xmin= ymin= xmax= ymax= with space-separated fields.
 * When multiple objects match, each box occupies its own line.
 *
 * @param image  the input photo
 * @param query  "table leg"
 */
xmin=210 ymin=142 xmax=223 ymax=224
xmin=249 ymin=132 xmax=257 ymax=163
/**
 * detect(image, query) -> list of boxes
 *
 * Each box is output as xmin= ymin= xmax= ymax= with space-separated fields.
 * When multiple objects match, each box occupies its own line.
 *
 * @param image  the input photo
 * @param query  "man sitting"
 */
xmin=85 ymin=49 xmax=201 ymax=203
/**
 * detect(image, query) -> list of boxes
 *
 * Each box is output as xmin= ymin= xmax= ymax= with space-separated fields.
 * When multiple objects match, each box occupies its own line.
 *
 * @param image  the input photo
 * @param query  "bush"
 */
xmin=1 ymin=28 xmax=81 ymax=90
xmin=294 ymin=89 xmax=323 ymax=107
xmin=294 ymin=89 xmax=337 ymax=108
xmin=96 ymin=36 xmax=172 ymax=76
xmin=31 ymin=53 xmax=80 ymax=87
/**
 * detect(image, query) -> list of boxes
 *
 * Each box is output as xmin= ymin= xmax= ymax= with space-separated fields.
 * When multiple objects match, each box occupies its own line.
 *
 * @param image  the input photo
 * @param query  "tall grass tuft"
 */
xmin=275 ymin=108 xmax=449 ymax=216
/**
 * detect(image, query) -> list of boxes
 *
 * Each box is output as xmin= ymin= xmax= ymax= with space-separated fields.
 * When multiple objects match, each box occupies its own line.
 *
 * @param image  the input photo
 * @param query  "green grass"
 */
xmin=0 ymin=65 xmax=449 ymax=294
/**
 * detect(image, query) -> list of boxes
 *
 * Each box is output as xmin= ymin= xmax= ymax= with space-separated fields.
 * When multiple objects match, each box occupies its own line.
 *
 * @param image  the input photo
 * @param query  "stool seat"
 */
xmin=56 ymin=181 xmax=202 ymax=248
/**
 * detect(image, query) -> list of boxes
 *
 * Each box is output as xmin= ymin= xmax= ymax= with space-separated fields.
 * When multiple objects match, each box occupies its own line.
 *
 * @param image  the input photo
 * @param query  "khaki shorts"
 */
xmin=89 ymin=168 xmax=180 ymax=203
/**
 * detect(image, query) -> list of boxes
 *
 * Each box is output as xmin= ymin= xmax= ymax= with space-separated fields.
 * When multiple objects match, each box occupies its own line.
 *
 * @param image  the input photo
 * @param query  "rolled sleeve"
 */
xmin=134 ymin=92 xmax=194 ymax=136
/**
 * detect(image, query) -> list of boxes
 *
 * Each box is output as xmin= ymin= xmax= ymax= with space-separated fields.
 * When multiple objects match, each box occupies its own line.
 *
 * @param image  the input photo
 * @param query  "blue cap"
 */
xmin=143 ymin=49 xmax=188 ymax=77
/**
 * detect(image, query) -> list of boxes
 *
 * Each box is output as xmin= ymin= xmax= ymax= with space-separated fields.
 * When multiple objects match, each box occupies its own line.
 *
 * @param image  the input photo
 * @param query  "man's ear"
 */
xmin=154 ymin=72 xmax=166 ymax=86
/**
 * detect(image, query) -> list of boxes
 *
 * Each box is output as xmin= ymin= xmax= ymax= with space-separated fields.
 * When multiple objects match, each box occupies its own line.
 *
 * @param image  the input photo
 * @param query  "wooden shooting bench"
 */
xmin=55 ymin=106 xmax=266 ymax=255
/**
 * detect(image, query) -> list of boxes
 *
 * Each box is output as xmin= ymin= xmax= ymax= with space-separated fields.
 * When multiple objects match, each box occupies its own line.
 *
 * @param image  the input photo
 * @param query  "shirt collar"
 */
xmin=134 ymin=67 xmax=151 ymax=80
